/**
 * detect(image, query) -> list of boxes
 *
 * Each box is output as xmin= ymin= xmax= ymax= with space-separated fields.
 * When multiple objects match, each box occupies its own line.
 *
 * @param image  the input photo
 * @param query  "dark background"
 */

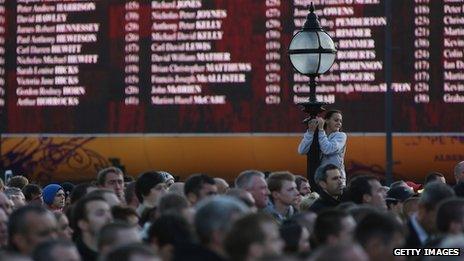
xmin=3 ymin=0 xmax=463 ymax=133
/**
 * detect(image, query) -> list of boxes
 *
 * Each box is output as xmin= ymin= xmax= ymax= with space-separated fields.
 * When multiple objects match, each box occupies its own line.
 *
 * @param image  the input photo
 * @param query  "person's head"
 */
xmin=425 ymin=172 xmax=446 ymax=185
xmin=403 ymin=196 xmax=420 ymax=218
xmin=417 ymin=182 xmax=455 ymax=233
xmin=147 ymin=214 xmax=195 ymax=260
xmin=315 ymin=164 xmax=344 ymax=197
xmin=22 ymin=184 xmax=43 ymax=205
xmin=214 ymin=178 xmax=229 ymax=194
xmin=7 ymin=176 xmax=29 ymax=190
xmin=158 ymin=192 xmax=192 ymax=222
xmin=279 ymin=219 xmax=310 ymax=254
xmin=299 ymin=193 xmax=320 ymax=211
xmin=42 ymin=184 xmax=65 ymax=210
xmin=97 ymin=167 xmax=125 ymax=201
xmin=32 ymin=239 xmax=80 ymax=261
xmin=158 ymin=171 xmax=175 ymax=187
xmin=290 ymin=211 xmax=318 ymax=235
xmin=224 ymin=213 xmax=284 ymax=261
xmin=60 ymin=182 xmax=75 ymax=205
xmin=310 ymin=242 xmax=368 ymax=261
xmin=0 ymin=192 xmax=13 ymax=215
xmin=135 ymin=171 xmax=168 ymax=206
xmin=389 ymin=180 xmax=412 ymax=191
xmin=355 ymin=212 xmax=405 ymax=261
xmin=0 ymin=207 xmax=8 ymax=247
xmin=69 ymin=183 xmax=96 ymax=205
xmin=98 ymin=222 xmax=141 ymax=255
xmin=71 ymin=195 xmax=113 ymax=239
xmin=8 ymin=205 xmax=58 ymax=255
xmin=111 ymin=206 xmax=140 ymax=227
xmin=54 ymin=212 xmax=73 ymax=240
xmin=454 ymin=161 xmax=464 ymax=183
xmin=194 ymin=196 xmax=249 ymax=250
xmin=386 ymin=186 xmax=415 ymax=217
xmin=313 ymin=209 xmax=356 ymax=246
xmin=124 ymin=181 xmax=139 ymax=209
xmin=4 ymin=187 xmax=26 ymax=209
xmin=267 ymin=172 xmax=299 ymax=207
xmin=100 ymin=243 xmax=160 ymax=261
xmin=87 ymin=189 xmax=121 ymax=207
xmin=184 ymin=173 xmax=217 ymax=205
xmin=346 ymin=175 xmax=387 ymax=209
xmin=168 ymin=182 xmax=185 ymax=195
xmin=295 ymin=176 xmax=311 ymax=196
xmin=235 ymin=170 xmax=270 ymax=209
xmin=226 ymin=188 xmax=257 ymax=212
xmin=436 ymin=198 xmax=464 ymax=235
xmin=323 ymin=110 xmax=343 ymax=133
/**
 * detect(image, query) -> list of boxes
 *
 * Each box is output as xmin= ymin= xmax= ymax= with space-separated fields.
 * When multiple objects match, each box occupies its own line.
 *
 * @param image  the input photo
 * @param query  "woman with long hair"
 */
xmin=298 ymin=110 xmax=347 ymax=180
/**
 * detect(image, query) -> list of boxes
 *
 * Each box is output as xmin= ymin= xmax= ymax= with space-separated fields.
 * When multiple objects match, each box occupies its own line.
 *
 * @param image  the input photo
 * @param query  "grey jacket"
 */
xmin=298 ymin=130 xmax=347 ymax=179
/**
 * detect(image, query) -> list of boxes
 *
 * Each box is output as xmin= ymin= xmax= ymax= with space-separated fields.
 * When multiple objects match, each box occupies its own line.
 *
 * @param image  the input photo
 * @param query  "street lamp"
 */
xmin=288 ymin=2 xmax=337 ymax=189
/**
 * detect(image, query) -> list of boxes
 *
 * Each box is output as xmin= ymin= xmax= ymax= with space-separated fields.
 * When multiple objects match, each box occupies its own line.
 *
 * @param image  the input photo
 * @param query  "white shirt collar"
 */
xmin=410 ymin=213 xmax=428 ymax=244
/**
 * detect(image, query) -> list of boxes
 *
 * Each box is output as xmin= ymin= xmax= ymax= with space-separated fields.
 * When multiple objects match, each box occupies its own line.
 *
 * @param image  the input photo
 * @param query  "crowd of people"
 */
xmin=0 ymin=160 xmax=462 ymax=260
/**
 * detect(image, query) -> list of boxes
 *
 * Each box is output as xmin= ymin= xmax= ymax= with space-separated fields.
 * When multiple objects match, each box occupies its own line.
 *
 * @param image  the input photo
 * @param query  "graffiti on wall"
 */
xmin=1 ymin=137 xmax=109 ymax=183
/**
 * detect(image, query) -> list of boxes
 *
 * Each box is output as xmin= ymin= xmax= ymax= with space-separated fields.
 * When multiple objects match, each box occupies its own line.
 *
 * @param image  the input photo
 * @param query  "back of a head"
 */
xmin=135 ymin=171 xmax=166 ymax=203
xmin=226 ymin=188 xmax=256 ymax=208
xmin=436 ymin=198 xmax=464 ymax=233
xmin=184 ymin=173 xmax=215 ymax=197
xmin=101 ymin=242 xmax=158 ymax=261
xmin=425 ymin=172 xmax=445 ymax=185
xmin=194 ymin=195 xmax=249 ymax=245
xmin=311 ymin=242 xmax=368 ymax=261
xmin=390 ymin=180 xmax=407 ymax=189
xmin=124 ymin=181 xmax=136 ymax=204
xmin=32 ymin=239 xmax=76 ymax=261
xmin=22 ymin=184 xmax=41 ymax=201
xmin=454 ymin=161 xmax=464 ymax=182
xmin=314 ymin=209 xmax=350 ymax=245
xmin=158 ymin=192 xmax=189 ymax=215
xmin=224 ymin=213 xmax=276 ymax=261
xmin=347 ymin=205 xmax=378 ymax=223
xmin=7 ymin=176 xmax=29 ymax=190
xmin=354 ymin=211 xmax=404 ymax=247
xmin=8 ymin=205 xmax=49 ymax=250
xmin=419 ymin=182 xmax=455 ymax=211
xmin=279 ymin=219 xmax=304 ymax=254
xmin=345 ymin=175 xmax=377 ymax=204
xmin=98 ymin=222 xmax=139 ymax=251
xmin=148 ymin=214 xmax=194 ymax=247
xmin=69 ymin=183 xmax=95 ymax=205
xmin=235 ymin=170 xmax=265 ymax=190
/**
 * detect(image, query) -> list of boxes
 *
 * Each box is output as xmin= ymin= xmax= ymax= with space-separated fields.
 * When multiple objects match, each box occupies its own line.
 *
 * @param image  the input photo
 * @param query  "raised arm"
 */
xmin=318 ymin=131 xmax=347 ymax=155
xmin=298 ymin=130 xmax=314 ymax=154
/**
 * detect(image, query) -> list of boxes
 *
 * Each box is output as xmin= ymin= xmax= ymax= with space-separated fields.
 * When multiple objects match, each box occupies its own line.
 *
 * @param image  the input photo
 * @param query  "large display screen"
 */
xmin=2 ymin=0 xmax=464 ymax=133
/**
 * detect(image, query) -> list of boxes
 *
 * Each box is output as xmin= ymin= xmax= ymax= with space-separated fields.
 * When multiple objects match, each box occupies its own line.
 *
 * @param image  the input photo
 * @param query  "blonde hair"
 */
xmin=299 ymin=192 xmax=320 ymax=212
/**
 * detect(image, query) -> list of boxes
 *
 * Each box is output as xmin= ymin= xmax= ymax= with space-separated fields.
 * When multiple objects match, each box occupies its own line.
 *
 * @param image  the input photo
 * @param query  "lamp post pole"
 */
xmin=300 ymin=76 xmax=325 ymax=192
xmin=288 ymin=3 xmax=336 ymax=192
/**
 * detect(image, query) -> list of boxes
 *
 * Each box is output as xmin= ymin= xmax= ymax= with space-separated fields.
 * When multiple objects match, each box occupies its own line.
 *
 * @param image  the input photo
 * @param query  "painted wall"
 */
xmin=1 ymin=135 xmax=463 ymax=184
